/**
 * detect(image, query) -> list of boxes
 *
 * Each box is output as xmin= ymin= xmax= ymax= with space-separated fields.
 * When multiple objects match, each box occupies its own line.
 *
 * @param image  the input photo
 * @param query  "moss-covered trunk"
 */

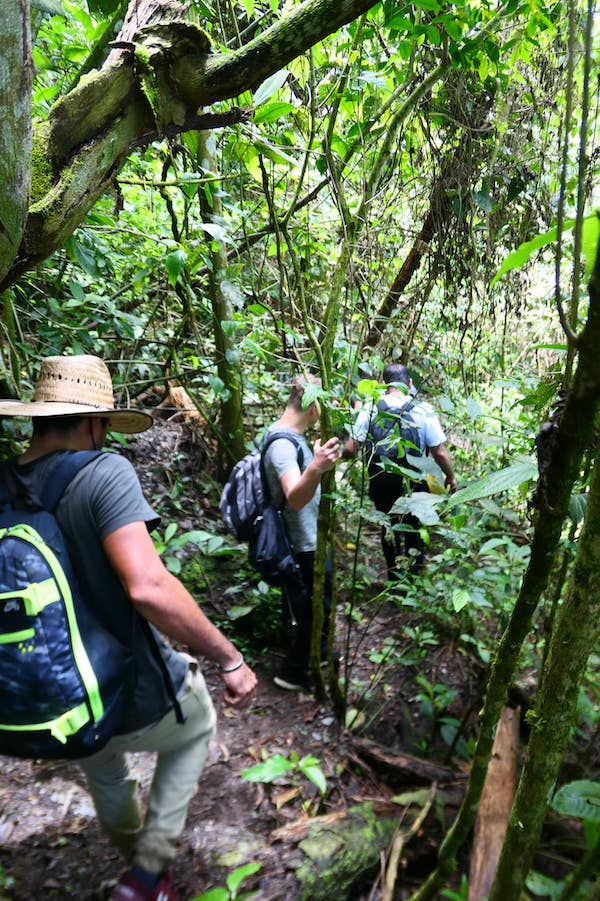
xmin=0 ymin=0 xmax=32 ymax=283
xmin=196 ymin=130 xmax=245 ymax=473
xmin=409 ymin=229 xmax=600 ymax=900
xmin=488 ymin=449 xmax=600 ymax=898
xmin=0 ymin=0 xmax=379 ymax=290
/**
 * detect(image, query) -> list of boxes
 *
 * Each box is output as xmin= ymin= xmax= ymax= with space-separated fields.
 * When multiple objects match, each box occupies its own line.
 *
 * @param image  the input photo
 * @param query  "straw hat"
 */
xmin=0 ymin=355 xmax=152 ymax=434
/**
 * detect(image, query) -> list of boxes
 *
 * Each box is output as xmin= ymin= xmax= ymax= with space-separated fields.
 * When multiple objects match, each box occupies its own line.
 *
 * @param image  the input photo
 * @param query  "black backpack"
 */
xmin=365 ymin=397 xmax=422 ymax=473
xmin=220 ymin=433 xmax=304 ymax=585
xmin=0 ymin=451 xmax=182 ymax=760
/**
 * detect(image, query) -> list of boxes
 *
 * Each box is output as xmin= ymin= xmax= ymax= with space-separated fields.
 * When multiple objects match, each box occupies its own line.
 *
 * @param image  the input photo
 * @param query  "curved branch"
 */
xmin=0 ymin=0 xmax=380 ymax=290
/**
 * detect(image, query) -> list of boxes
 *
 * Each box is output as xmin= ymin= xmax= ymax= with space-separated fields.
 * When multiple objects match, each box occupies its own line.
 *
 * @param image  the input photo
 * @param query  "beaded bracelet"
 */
xmin=219 ymin=653 xmax=244 ymax=673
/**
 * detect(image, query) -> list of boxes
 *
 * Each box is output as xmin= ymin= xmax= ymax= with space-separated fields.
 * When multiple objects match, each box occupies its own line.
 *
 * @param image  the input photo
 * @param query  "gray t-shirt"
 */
xmin=14 ymin=450 xmax=188 ymax=732
xmin=263 ymin=428 xmax=318 ymax=553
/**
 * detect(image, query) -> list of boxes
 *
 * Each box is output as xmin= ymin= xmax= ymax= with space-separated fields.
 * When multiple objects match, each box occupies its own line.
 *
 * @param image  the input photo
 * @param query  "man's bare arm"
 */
xmin=429 ymin=443 xmax=457 ymax=491
xmin=280 ymin=436 xmax=341 ymax=510
xmin=103 ymin=522 xmax=256 ymax=705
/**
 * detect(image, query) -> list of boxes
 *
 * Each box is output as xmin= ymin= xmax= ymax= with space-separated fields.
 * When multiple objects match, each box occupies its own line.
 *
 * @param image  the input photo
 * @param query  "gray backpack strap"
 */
xmin=260 ymin=432 xmax=304 ymax=509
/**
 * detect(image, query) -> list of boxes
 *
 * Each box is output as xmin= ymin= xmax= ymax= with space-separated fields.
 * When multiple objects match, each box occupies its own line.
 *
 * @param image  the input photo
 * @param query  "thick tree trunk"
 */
xmin=0 ymin=0 xmax=32 ymax=281
xmin=488 ymin=451 xmax=600 ymax=898
xmin=0 ymin=0 xmax=379 ymax=290
xmin=409 ymin=232 xmax=600 ymax=901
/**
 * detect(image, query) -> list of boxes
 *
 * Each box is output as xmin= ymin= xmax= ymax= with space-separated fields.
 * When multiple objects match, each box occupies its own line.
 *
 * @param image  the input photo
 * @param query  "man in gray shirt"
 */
xmin=262 ymin=377 xmax=341 ymax=692
xmin=0 ymin=355 xmax=256 ymax=901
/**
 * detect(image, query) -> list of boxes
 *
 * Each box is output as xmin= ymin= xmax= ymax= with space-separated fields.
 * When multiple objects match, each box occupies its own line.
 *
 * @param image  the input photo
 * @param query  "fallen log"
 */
xmin=276 ymin=801 xmax=402 ymax=901
xmin=468 ymin=705 xmax=520 ymax=900
xmin=348 ymin=735 xmax=467 ymax=785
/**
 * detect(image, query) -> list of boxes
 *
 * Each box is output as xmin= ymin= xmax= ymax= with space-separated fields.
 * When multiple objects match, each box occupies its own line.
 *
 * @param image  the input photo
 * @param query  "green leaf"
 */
xmin=165 ymin=249 xmax=187 ymax=286
xmin=208 ymin=375 xmax=227 ymax=397
xmin=450 ymin=461 xmax=538 ymax=504
xmin=228 ymin=605 xmax=256 ymax=620
xmin=253 ymin=70 xmax=290 ymax=106
xmin=390 ymin=492 xmax=442 ymax=525
xmin=569 ymin=493 xmax=588 ymax=526
xmin=581 ymin=213 xmax=600 ymax=277
xmin=473 ymin=189 xmax=494 ymax=212
xmin=550 ymin=780 xmax=600 ymax=822
xmin=226 ymin=862 xmax=262 ymax=896
xmin=465 ymin=396 xmax=482 ymax=420
xmin=357 ymin=378 xmax=382 ymax=400
xmin=491 ymin=220 xmax=575 ymax=287
xmin=164 ymin=522 xmax=178 ymax=543
xmin=66 ymin=237 xmax=99 ymax=276
xmin=241 ymin=754 xmax=294 ymax=783
xmin=452 ymin=588 xmax=470 ymax=612
xmin=524 ymin=870 xmax=563 ymax=897
xmin=190 ymin=888 xmax=229 ymax=901
xmin=301 ymin=382 xmax=326 ymax=408
xmin=533 ymin=343 xmax=568 ymax=352
xmin=479 ymin=537 xmax=509 ymax=553
xmin=254 ymin=102 xmax=295 ymax=124
xmin=254 ymin=138 xmax=297 ymax=168
xmin=299 ymin=756 xmax=327 ymax=795
xmin=199 ymin=222 xmax=226 ymax=241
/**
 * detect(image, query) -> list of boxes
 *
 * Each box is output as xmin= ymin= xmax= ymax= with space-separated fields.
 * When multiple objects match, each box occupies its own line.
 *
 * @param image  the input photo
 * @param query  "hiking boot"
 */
xmin=320 ymin=648 xmax=342 ymax=668
xmin=109 ymin=870 xmax=180 ymax=901
xmin=273 ymin=668 xmax=313 ymax=692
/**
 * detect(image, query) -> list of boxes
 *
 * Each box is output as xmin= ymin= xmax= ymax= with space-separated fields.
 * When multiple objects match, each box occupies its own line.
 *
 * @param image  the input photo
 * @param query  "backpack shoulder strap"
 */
xmin=261 ymin=431 xmax=304 ymax=469
xmin=40 ymin=450 xmax=103 ymax=511
xmin=377 ymin=395 xmax=417 ymax=417
xmin=259 ymin=432 xmax=305 ymax=510
xmin=0 ymin=451 xmax=102 ymax=513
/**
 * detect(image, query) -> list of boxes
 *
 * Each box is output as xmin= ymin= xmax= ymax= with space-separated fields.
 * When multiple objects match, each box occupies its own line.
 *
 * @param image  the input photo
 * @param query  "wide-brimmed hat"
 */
xmin=0 ymin=355 xmax=153 ymax=434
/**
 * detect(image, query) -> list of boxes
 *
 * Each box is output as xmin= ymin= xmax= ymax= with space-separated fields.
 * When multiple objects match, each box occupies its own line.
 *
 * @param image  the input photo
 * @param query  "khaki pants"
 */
xmin=78 ymin=663 xmax=217 ymax=873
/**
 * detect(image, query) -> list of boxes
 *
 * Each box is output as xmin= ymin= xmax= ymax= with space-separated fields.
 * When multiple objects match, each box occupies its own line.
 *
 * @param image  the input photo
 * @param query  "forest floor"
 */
xmin=0 ymin=419 xmax=592 ymax=900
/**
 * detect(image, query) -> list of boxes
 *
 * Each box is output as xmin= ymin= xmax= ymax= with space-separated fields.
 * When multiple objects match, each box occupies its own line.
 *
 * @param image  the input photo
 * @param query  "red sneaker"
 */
xmin=109 ymin=870 xmax=180 ymax=901
xmin=151 ymin=872 xmax=180 ymax=901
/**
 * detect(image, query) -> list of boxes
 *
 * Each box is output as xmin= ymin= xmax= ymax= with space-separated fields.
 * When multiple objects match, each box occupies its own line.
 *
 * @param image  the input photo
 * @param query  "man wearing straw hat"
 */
xmin=0 ymin=355 xmax=257 ymax=901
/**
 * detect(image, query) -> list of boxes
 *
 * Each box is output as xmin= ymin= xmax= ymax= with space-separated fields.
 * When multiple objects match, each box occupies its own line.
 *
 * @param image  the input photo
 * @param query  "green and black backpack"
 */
xmin=0 ymin=451 xmax=143 ymax=759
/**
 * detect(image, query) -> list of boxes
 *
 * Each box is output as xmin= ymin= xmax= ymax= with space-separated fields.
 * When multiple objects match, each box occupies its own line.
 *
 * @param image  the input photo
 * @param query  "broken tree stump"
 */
xmin=468 ymin=705 xmax=520 ymax=901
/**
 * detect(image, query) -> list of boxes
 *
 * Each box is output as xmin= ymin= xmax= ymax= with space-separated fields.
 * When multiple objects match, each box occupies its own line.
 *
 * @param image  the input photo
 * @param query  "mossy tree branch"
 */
xmin=0 ymin=0 xmax=380 ymax=290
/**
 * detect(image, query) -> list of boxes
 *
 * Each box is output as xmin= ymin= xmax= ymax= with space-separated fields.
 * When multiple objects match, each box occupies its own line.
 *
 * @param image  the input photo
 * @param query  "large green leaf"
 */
xmin=569 ymin=493 xmax=588 ymax=526
xmin=550 ymin=780 xmax=600 ymax=822
xmin=450 ymin=461 xmax=538 ymax=505
xmin=254 ymin=101 xmax=295 ymax=124
xmin=241 ymin=754 xmax=294 ymax=783
xmin=226 ymin=862 xmax=262 ymax=896
xmin=491 ymin=220 xmax=575 ymax=288
xmin=582 ymin=213 xmax=600 ymax=276
xmin=165 ymin=249 xmax=187 ymax=286
xmin=391 ymin=492 xmax=442 ymax=524
xmin=253 ymin=70 xmax=290 ymax=106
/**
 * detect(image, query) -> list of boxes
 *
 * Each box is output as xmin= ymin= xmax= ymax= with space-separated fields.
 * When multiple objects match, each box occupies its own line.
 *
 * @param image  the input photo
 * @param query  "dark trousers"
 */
xmin=279 ymin=551 xmax=332 ymax=676
xmin=368 ymin=470 xmax=425 ymax=582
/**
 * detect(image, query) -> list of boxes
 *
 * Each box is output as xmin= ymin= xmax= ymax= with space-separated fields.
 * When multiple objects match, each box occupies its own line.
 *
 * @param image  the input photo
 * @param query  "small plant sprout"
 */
xmin=190 ymin=862 xmax=262 ymax=901
xmin=241 ymin=751 xmax=327 ymax=797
